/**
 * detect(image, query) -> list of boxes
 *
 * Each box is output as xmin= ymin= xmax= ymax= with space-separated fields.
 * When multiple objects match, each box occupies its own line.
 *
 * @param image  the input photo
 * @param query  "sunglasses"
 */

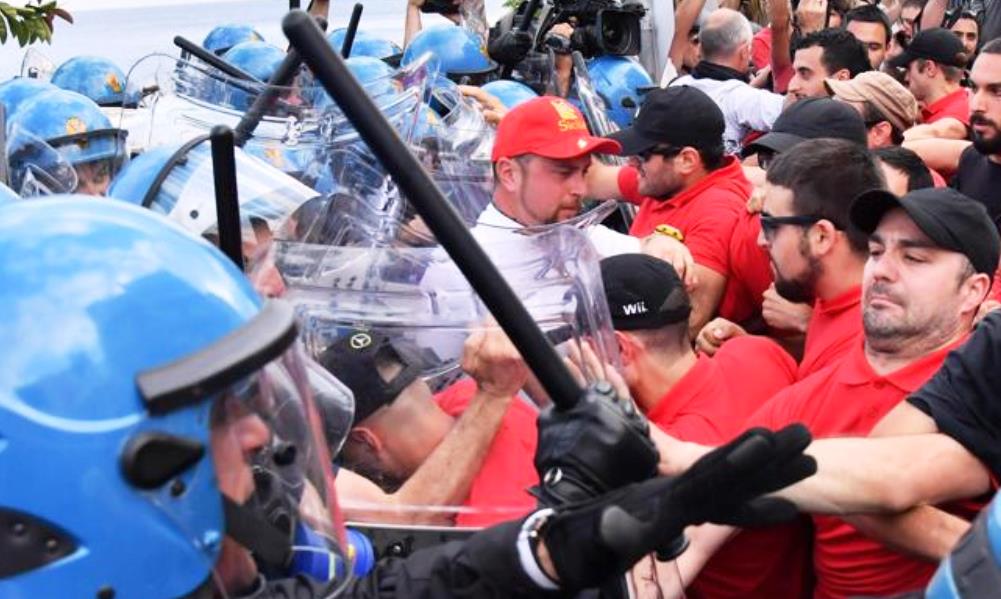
xmin=636 ymin=146 xmax=684 ymax=162
xmin=759 ymin=211 xmax=823 ymax=241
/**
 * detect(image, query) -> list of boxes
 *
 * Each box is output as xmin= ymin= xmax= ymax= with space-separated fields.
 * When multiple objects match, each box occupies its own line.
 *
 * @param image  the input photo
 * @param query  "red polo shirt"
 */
xmin=748 ymin=337 xmax=969 ymax=599
xmin=719 ymin=212 xmax=773 ymax=324
xmin=647 ymin=337 xmax=810 ymax=599
xmin=435 ymin=379 xmax=539 ymax=527
xmin=798 ymin=285 xmax=862 ymax=380
xmin=621 ymin=158 xmax=753 ymax=322
xmin=921 ymin=88 xmax=970 ymax=126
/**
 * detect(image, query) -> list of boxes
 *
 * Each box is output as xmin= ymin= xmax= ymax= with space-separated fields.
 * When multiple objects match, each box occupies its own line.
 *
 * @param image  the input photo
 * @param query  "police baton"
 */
xmin=209 ymin=125 xmax=245 ymax=271
xmin=282 ymin=9 xmax=584 ymax=410
xmin=0 ymin=105 xmax=8 ymax=187
xmin=340 ymin=3 xmax=364 ymax=58
xmin=173 ymin=36 xmax=260 ymax=82
xmin=499 ymin=0 xmax=542 ymax=79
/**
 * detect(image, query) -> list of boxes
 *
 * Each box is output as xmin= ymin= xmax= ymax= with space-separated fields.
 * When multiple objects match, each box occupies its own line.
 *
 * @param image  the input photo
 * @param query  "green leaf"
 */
xmin=0 ymin=16 xmax=6 ymax=44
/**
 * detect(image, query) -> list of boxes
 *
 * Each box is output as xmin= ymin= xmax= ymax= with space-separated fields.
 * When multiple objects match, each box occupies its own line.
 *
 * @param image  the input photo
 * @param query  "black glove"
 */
xmin=533 ymin=381 xmax=659 ymax=506
xmin=488 ymin=30 xmax=534 ymax=66
xmin=539 ymin=424 xmax=817 ymax=591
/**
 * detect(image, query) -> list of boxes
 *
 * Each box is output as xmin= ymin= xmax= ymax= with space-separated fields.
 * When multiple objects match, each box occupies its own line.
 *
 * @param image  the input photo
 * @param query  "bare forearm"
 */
xmin=393 ymin=390 xmax=511 ymax=519
xmin=778 ymin=435 xmax=991 ymax=515
xmin=687 ymin=266 xmax=726 ymax=338
xmin=669 ymin=0 xmax=707 ymax=69
xmin=649 ymin=426 xmax=710 ymax=476
xmin=404 ymin=5 xmax=422 ymax=48
xmin=844 ymin=506 xmax=970 ymax=561
xmin=770 ymin=0 xmax=793 ymax=74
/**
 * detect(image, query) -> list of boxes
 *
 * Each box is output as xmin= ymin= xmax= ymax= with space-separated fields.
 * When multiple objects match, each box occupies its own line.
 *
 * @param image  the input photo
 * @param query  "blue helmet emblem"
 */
xmin=50 ymin=55 xmax=128 ymax=106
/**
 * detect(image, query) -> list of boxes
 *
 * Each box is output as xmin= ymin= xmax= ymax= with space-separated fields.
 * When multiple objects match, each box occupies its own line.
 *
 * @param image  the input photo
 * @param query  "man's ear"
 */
xmin=494 ymin=157 xmax=521 ymax=192
xmin=615 ymin=330 xmax=639 ymax=365
xmin=868 ymin=121 xmax=893 ymax=147
xmin=809 ymin=219 xmax=841 ymax=257
xmin=832 ymin=68 xmax=852 ymax=82
xmin=676 ymin=147 xmax=702 ymax=176
xmin=348 ymin=426 xmax=381 ymax=453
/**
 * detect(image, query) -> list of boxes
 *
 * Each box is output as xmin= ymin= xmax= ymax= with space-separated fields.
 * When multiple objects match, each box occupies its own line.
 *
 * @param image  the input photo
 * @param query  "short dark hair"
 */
xmin=873 ymin=146 xmax=935 ymax=191
xmin=902 ymin=0 xmax=926 ymax=10
xmin=915 ymin=57 xmax=965 ymax=83
xmin=860 ymin=100 xmax=905 ymax=144
xmin=981 ymin=38 xmax=1001 ymax=54
xmin=766 ymin=138 xmax=884 ymax=253
xmin=794 ymin=28 xmax=872 ymax=78
xmin=846 ymin=4 xmax=893 ymax=45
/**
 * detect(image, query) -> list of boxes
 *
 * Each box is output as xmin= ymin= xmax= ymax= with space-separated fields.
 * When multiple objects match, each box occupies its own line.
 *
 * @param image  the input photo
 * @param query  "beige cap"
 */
xmin=824 ymin=72 xmax=919 ymax=133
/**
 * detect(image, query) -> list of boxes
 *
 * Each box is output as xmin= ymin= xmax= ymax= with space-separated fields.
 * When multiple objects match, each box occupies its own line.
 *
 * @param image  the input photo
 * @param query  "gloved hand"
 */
xmin=488 ymin=30 xmax=534 ymax=65
xmin=540 ymin=424 xmax=816 ymax=590
xmin=533 ymin=382 xmax=659 ymax=506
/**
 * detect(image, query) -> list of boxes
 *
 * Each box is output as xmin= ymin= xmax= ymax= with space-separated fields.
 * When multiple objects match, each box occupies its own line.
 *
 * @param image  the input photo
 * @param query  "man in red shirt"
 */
xmin=587 ymin=86 xmax=751 ymax=334
xmin=655 ymin=187 xmax=999 ymax=598
xmin=322 ymin=328 xmax=538 ymax=527
xmin=889 ymin=28 xmax=971 ymax=131
xmin=699 ymin=138 xmax=884 ymax=380
xmin=600 ymin=253 xmax=809 ymax=598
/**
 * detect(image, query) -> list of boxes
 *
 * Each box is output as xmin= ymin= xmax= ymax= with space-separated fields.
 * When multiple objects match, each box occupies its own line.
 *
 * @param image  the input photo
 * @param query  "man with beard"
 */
xmin=654 ymin=187 xmax=998 ymax=598
xmin=951 ymin=39 xmax=1001 ymax=221
xmin=700 ymin=137 xmax=883 ymax=381
xmin=588 ymin=85 xmax=751 ymax=334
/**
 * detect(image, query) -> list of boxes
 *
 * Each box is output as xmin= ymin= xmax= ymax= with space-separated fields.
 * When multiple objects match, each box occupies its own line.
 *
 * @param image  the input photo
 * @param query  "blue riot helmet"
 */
xmin=402 ymin=24 xmax=497 ymax=84
xmin=203 ymin=22 xmax=265 ymax=55
xmin=327 ymin=28 xmax=402 ymax=60
xmin=5 ymin=89 xmax=127 ymax=196
xmin=925 ymin=491 xmax=1001 ymax=598
xmin=0 ymin=197 xmax=352 ymax=597
xmin=108 ymin=136 xmax=320 ymax=249
xmin=480 ymin=79 xmax=539 ymax=109
xmin=0 ymin=77 xmax=57 ymax=120
xmin=220 ymin=41 xmax=286 ymax=110
xmin=50 ymin=55 xmax=127 ymax=106
xmin=586 ymin=55 xmax=653 ymax=129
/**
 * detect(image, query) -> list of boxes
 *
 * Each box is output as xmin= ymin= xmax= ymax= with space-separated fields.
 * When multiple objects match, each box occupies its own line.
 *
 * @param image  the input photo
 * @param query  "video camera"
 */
xmin=540 ymin=0 xmax=646 ymax=57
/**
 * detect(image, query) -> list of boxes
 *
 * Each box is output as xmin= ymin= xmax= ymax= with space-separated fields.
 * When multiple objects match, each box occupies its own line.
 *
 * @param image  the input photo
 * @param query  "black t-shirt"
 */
xmin=908 ymin=311 xmax=1001 ymax=477
xmin=951 ymin=146 xmax=1001 ymax=222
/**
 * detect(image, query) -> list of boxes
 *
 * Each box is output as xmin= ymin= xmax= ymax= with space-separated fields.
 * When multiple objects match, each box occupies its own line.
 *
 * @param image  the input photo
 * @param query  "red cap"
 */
xmin=491 ymin=96 xmax=621 ymax=162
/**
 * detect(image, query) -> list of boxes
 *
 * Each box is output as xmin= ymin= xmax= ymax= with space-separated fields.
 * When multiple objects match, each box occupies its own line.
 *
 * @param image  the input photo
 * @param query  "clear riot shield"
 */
xmin=108 ymin=135 xmax=321 ymax=254
xmin=19 ymin=48 xmax=55 ymax=81
xmin=249 ymin=225 xmax=619 ymax=534
xmin=5 ymin=125 xmax=79 ymax=197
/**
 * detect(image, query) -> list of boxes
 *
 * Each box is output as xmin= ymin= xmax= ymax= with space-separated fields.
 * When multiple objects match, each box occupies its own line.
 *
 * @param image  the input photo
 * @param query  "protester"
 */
xmin=601 ymin=253 xmax=809 ymax=598
xmin=668 ymin=8 xmax=786 ymax=154
xmin=700 ymin=139 xmax=883 ymax=382
xmin=845 ymin=4 xmax=894 ymax=69
xmin=826 ymin=71 xmax=920 ymax=148
xmin=588 ymin=86 xmax=753 ymax=333
xmin=890 ymin=28 xmax=971 ymax=130
xmin=658 ymin=187 xmax=999 ymax=598
xmin=787 ymin=28 xmax=871 ymax=102
xmin=322 ymin=328 xmax=538 ymax=528
xmin=950 ymin=11 xmax=982 ymax=61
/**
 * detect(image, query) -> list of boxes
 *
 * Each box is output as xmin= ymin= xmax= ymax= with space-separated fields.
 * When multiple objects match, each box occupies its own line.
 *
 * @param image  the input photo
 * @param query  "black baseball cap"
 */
xmin=316 ymin=329 xmax=424 ymax=426
xmin=744 ymin=97 xmax=868 ymax=157
xmin=600 ymin=254 xmax=692 ymax=330
xmin=850 ymin=188 xmax=1001 ymax=275
xmin=606 ymin=86 xmax=725 ymax=156
xmin=888 ymin=27 xmax=968 ymax=69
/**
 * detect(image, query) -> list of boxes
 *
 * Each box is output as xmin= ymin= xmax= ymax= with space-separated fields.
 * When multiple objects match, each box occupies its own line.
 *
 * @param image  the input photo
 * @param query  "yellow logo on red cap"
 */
xmin=65 ymin=116 xmax=87 ymax=136
xmin=550 ymin=98 xmax=587 ymax=133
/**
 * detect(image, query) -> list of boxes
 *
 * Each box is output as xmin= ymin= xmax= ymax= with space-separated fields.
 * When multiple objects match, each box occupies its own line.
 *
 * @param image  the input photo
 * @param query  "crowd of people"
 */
xmin=5 ymin=0 xmax=1001 ymax=596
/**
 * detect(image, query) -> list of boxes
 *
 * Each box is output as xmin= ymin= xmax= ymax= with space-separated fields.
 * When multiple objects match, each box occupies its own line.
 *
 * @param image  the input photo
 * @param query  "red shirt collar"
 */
xmin=921 ymin=88 xmax=969 ymax=123
xmin=814 ymin=285 xmax=862 ymax=315
xmin=840 ymin=335 xmax=969 ymax=390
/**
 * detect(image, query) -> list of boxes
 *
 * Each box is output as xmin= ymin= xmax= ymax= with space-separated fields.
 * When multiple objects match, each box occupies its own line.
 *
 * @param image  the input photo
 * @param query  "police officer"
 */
xmin=0 ymin=197 xmax=815 ymax=598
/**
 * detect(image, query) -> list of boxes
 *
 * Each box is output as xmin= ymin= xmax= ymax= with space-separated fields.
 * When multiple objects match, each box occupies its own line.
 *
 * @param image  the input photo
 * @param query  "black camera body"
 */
xmin=420 ymin=0 xmax=461 ymax=16
xmin=545 ymin=0 xmax=646 ymax=57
